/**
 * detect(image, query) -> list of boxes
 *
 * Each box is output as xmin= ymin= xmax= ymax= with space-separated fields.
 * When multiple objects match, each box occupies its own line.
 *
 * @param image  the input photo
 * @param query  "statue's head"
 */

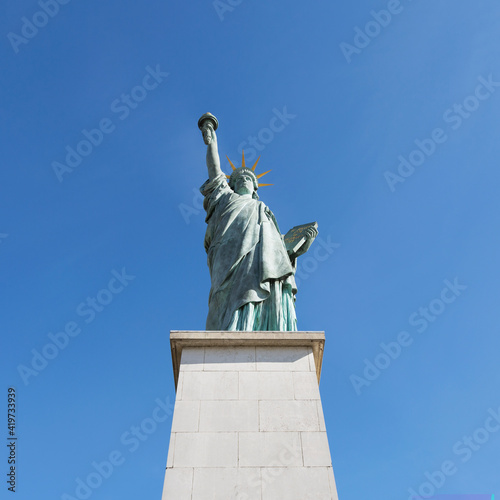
xmin=229 ymin=168 xmax=259 ymax=196
xmin=226 ymin=151 xmax=272 ymax=199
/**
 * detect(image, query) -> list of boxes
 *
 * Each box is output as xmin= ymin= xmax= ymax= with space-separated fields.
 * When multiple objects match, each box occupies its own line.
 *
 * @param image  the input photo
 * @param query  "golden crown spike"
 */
xmin=225 ymin=150 xmax=272 ymax=188
xmin=251 ymin=156 xmax=260 ymax=171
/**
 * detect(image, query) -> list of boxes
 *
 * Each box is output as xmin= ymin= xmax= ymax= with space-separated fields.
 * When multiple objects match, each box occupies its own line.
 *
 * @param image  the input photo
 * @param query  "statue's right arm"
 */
xmin=204 ymin=126 xmax=223 ymax=180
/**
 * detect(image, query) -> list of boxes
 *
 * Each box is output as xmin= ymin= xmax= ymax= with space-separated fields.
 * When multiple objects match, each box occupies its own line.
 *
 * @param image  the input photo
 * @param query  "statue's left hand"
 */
xmin=294 ymin=227 xmax=318 ymax=257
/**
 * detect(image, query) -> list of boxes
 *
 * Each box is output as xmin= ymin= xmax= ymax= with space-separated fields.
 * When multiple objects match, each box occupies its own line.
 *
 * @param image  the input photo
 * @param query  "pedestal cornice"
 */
xmin=170 ymin=330 xmax=325 ymax=389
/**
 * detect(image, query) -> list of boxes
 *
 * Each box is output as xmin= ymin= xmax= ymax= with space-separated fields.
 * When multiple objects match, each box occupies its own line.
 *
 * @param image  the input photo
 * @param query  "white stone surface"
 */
xmin=176 ymin=371 xmax=185 ymax=397
xmin=163 ymin=336 xmax=338 ymax=499
xmin=301 ymin=432 xmax=332 ymax=466
xmin=256 ymin=346 xmax=311 ymax=371
xmin=179 ymin=371 xmax=238 ymax=401
xmin=239 ymin=432 xmax=302 ymax=467
xmin=192 ymin=468 xmax=262 ymax=500
xmin=239 ymin=371 xmax=294 ymax=400
xmin=204 ymin=346 xmax=256 ymax=371
xmin=180 ymin=347 xmax=205 ymax=371
xmin=328 ymin=467 xmax=340 ymax=500
xmin=161 ymin=468 xmax=193 ymax=500
xmin=166 ymin=433 xmax=175 ymax=468
xmin=171 ymin=401 xmax=200 ymax=432
xmin=317 ymin=399 xmax=327 ymax=432
xmin=199 ymin=401 xmax=259 ymax=432
xmin=170 ymin=331 xmax=325 ymax=386
xmin=259 ymin=400 xmax=320 ymax=431
xmin=306 ymin=349 xmax=315 ymax=372
xmin=173 ymin=432 xmax=238 ymax=467
xmin=293 ymin=371 xmax=321 ymax=400
xmin=261 ymin=467 xmax=334 ymax=500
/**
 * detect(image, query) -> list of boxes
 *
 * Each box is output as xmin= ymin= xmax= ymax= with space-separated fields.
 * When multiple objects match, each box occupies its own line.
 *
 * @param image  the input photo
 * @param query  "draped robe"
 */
xmin=201 ymin=174 xmax=297 ymax=331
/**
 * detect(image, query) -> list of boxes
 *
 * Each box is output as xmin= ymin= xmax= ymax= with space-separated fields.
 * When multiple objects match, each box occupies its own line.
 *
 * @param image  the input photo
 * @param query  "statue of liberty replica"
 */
xmin=198 ymin=113 xmax=318 ymax=331
xmin=160 ymin=115 xmax=339 ymax=500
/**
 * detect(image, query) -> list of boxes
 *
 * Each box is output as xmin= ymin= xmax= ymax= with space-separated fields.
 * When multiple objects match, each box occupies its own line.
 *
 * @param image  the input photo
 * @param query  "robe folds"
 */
xmin=201 ymin=174 xmax=297 ymax=331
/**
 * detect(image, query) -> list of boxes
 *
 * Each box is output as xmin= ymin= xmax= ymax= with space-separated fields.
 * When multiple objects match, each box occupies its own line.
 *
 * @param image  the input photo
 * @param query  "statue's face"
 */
xmin=234 ymin=173 xmax=255 ymax=195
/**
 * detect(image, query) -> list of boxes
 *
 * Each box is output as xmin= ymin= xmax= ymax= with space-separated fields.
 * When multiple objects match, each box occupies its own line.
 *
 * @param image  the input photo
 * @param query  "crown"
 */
xmin=225 ymin=151 xmax=272 ymax=189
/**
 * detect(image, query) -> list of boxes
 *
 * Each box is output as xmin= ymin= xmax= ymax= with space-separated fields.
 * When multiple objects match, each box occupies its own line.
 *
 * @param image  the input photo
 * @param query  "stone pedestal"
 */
xmin=161 ymin=331 xmax=339 ymax=500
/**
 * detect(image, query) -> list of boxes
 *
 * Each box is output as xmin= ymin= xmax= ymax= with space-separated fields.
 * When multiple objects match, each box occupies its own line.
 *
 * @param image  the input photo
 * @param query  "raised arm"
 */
xmin=201 ymin=122 xmax=223 ymax=180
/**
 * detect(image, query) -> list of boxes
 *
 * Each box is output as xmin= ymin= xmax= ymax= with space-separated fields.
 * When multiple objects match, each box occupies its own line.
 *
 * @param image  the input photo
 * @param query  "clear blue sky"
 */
xmin=1 ymin=0 xmax=500 ymax=498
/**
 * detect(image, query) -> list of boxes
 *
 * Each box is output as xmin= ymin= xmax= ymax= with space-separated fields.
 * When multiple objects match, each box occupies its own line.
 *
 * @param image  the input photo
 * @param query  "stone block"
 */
xmin=239 ymin=432 xmax=302 ymax=467
xmin=176 ymin=371 xmax=185 ymax=396
xmin=161 ymin=468 xmax=193 ymax=500
xmin=179 ymin=371 xmax=238 ymax=401
xmin=256 ymin=346 xmax=311 ymax=372
xmin=239 ymin=371 xmax=294 ymax=400
xmin=204 ymin=346 xmax=256 ymax=371
xmin=192 ymin=468 xmax=262 ymax=500
xmin=199 ymin=401 xmax=259 ymax=432
xmin=171 ymin=401 xmax=200 ymax=432
xmin=173 ymin=432 xmax=238 ymax=467
xmin=317 ymin=399 xmax=327 ymax=432
xmin=261 ymin=467 xmax=333 ymax=500
xmin=180 ymin=347 xmax=205 ymax=371
xmin=328 ymin=467 xmax=340 ymax=500
xmin=293 ymin=371 xmax=321 ymax=400
xmin=259 ymin=400 xmax=319 ymax=431
xmin=301 ymin=432 xmax=332 ymax=466
xmin=166 ymin=433 xmax=175 ymax=468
